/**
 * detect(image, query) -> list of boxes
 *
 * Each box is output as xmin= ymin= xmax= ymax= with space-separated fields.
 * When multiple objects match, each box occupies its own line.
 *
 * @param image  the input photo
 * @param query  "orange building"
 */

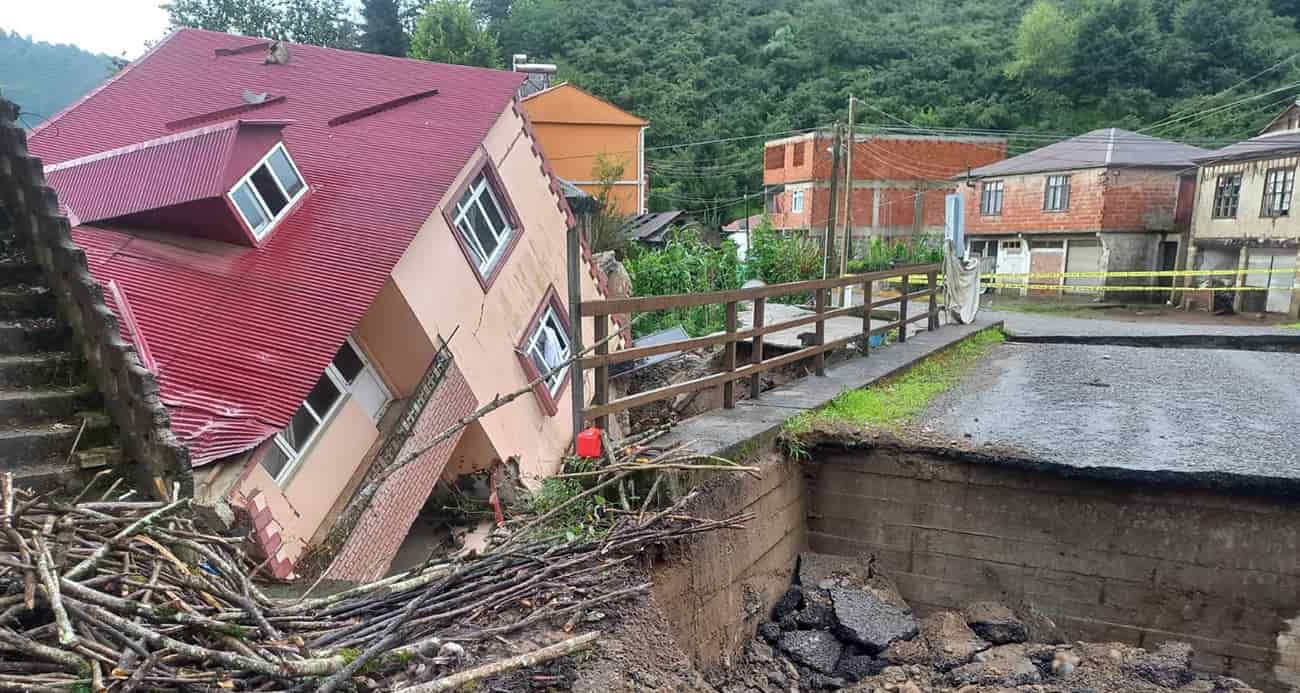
xmin=520 ymin=83 xmax=648 ymax=215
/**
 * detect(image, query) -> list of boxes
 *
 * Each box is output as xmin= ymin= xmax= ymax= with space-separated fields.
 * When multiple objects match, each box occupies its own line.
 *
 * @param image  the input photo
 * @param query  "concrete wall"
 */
xmin=807 ymin=446 xmax=1300 ymax=691
xmin=392 ymin=103 xmax=604 ymax=485
xmin=1192 ymin=157 xmax=1300 ymax=242
xmin=651 ymin=459 xmax=808 ymax=673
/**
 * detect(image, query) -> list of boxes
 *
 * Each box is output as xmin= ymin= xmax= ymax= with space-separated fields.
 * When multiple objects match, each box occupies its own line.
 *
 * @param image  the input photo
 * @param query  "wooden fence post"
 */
xmin=897 ymin=273 xmax=909 ymax=343
xmin=861 ymin=279 xmax=872 ymax=354
xmin=814 ymin=288 xmax=826 ymax=376
xmin=723 ymin=301 xmax=738 ymax=409
xmin=566 ymin=226 xmax=585 ymax=438
xmin=927 ymin=269 xmax=938 ymax=331
xmin=750 ymin=296 xmax=765 ymax=399
xmin=593 ymin=314 xmax=609 ymax=431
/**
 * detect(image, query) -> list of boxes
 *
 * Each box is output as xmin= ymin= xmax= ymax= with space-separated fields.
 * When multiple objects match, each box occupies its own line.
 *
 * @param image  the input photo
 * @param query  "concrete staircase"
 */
xmin=0 ymin=244 xmax=119 ymax=488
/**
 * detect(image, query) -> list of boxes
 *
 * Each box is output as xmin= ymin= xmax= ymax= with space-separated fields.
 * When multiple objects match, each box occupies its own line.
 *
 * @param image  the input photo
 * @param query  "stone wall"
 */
xmin=0 ymin=94 xmax=190 ymax=496
xmin=807 ymin=444 xmax=1300 ymax=692
xmin=651 ymin=457 xmax=809 ymax=672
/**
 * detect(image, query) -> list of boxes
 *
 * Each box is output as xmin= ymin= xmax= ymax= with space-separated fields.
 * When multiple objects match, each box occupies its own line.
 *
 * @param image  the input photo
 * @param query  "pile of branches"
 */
xmin=0 ymin=450 xmax=753 ymax=692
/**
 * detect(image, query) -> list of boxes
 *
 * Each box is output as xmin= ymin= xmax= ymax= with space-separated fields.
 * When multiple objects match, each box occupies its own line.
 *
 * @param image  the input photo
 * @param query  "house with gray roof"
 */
xmin=958 ymin=128 xmax=1205 ymax=299
xmin=1186 ymin=102 xmax=1300 ymax=317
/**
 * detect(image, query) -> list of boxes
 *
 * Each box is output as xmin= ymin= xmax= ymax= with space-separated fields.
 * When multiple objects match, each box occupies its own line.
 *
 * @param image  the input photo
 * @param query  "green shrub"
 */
xmin=744 ymin=219 xmax=824 ymax=304
xmin=847 ymin=235 xmax=945 ymax=274
xmin=624 ymin=229 xmax=741 ymax=337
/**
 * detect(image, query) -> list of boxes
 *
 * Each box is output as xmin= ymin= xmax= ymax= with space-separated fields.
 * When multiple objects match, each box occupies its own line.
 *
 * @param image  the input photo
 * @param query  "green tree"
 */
xmin=1004 ymin=1 xmax=1075 ymax=83
xmin=162 ymin=0 xmax=356 ymax=47
xmin=360 ymin=0 xmax=409 ymax=56
xmin=408 ymin=0 xmax=502 ymax=68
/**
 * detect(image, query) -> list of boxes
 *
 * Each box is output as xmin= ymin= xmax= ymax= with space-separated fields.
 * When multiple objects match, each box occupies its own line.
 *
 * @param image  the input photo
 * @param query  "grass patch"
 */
xmin=1282 ymin=322 xmax=1300 ymax=330
xmin=784 ymin=328 xmax=1006 ymax=437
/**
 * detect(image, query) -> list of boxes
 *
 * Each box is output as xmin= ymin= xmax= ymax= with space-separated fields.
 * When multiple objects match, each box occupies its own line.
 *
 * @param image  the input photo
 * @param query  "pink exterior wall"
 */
xmin=392 ymin=103 xmax=603 ymax=486
xmin=229 ymin=396 xmax=380 ymax=575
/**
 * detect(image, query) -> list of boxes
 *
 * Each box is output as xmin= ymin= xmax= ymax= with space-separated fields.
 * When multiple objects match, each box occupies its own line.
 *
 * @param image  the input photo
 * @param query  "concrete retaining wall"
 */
xmin=807 ymin=445 xmax=1300 ymax=691
xmin=650 ymin=457 xmax=808 ymax=672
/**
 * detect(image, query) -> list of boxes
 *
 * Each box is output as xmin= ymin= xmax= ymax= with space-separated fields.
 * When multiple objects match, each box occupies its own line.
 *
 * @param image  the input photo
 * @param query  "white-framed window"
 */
xmin=980 ymin=180 xmax=1004 ymax=215
xmin=1262 ymin=167 xmax=1295 ymax=218
xmin=228 ymin=143 xmax=307 ymax=240
xmin=791 ymin=190 xmax=805 ymax=214
xmin=524 ymin=305 xmax=572 ymax=397
xmin=1043 ymin=174 xmax=1070 ymax=211
xmin=453 ymin=171 xmax=516 ymax=276
xmin=260 ymin=338 xmax=390 ymax=486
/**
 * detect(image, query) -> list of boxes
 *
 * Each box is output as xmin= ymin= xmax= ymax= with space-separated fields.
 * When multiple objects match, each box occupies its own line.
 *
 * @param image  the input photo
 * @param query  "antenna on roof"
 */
xmin=265 ymin=42 xmax=290 ymax=66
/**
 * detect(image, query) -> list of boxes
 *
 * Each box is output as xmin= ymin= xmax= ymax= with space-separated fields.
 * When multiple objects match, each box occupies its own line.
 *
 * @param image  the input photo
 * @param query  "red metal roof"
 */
xmin=28 ymin=29 xmax=526 ymax=465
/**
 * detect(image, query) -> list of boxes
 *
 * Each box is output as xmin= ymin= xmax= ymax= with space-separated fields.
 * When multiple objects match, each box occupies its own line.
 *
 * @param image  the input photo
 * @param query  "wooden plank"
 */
xmin=750 ymin=296 xmax=765 ymax=399
xmin=904 ymin=311 xmax=931 ymax=325
xmin=580 ymin=303 xmax=861 ymax=368
xmin=898 ymin=273 xmax=910 ymax=344
xmin=580 ymin=263 xmax=941 ymax=315
xmin=593 ymin=315 xmax=609 ymax=431
xmin=862 ymin=279 xmax=872 ymax=355
xmin=814 ymin=288 xmax=826 ymax=376
xmin=583 ymin=322 xmax=900 ymax=420
xmin=723 ymin=301 xmax=738 ymax=409
xmin=927 ymin=270 xmax=939 ymax=331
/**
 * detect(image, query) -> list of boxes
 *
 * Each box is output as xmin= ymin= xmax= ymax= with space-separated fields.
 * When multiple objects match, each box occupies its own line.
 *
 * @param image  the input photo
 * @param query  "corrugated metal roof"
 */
xmin=43 ymin=119 xmax=286 ymax=225
xmin=1193 ymin=132 xmax=1300 ymax=164
xmin=28 ymin=28 xmax=525 ymax=465
xmin=965 ymin=128 xmax=1208 ymax=178
xmin=625 ymin=210 xmax=687 ymax=243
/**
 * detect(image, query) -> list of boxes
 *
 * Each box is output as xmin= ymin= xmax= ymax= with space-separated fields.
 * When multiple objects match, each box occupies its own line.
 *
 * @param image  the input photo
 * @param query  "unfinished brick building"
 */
xmin=762 ymin=131 xmax=1007 ymax=249
xmin=960 ymin=128 xmax=1205 ymax=297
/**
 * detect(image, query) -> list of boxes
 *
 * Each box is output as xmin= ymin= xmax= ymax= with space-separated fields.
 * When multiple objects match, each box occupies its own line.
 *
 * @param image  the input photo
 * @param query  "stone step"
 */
xmin=0 ymin=352 xmax=82 ymax=389
xmin=0 ymin=385 xmax=100 ymax=426
xmin=0 ymin=257 xmax=43 ymax=289
xmin=0 ymin=318 xmax=72 ymax=355
xmin=2 ymin=458 xmax=84 ymax=494
xmin=72 ymin=445 xmax=123 ymax=470
xmin=0 ymin=413 xmax=115 ymax=467
xmin=0 ymin=286 xmax=57 ymax=321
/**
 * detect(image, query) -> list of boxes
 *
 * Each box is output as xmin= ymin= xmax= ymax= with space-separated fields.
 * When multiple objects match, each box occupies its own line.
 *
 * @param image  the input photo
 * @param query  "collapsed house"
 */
xmin=25 ymin=28 xmax=616 ymax=581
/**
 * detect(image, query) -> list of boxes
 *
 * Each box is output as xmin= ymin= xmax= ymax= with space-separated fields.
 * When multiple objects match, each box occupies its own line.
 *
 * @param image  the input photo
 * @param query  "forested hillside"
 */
xmin=0 ymin=31 xmax=116 ymax=125
xmin=488 ymin=0 xmax=1300 ymax=217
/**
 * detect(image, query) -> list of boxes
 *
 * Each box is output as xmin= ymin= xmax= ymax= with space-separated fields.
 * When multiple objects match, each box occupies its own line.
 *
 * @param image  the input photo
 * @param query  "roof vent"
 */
xmin=243 ymin=90 xmax=271 ymax=105
xmin=265 ymin=42 xmax=290 ymax=65
xmin=512 ymin=54 xmax=557 ymax=98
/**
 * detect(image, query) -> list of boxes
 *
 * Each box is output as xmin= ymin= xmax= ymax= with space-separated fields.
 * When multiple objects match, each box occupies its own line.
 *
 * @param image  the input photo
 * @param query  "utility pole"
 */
xmin=823 ymin=123 xmax=842 ymax=280
xmin=839 ymin=96 xmax=856 ymax=305
xmin=743 ymin=192 xmax=751 ymax=255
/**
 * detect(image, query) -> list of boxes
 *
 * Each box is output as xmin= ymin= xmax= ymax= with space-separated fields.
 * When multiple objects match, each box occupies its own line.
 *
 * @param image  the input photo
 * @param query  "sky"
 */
xmin=0 ymin=0 xmax=172 ymax=59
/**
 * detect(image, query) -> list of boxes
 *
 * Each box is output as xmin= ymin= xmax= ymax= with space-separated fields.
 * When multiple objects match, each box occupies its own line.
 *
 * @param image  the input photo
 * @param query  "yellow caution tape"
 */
xmin=977 ymin=282 xmax=1293 ymax=292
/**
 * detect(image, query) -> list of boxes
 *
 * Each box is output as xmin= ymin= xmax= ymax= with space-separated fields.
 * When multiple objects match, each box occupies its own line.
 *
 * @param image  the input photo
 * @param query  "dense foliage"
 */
xmin=163 ymin=0 xmax=358 ymax=47
xmin=624 ymin=230 xmax=741 ymax=337
xmin=359 ymin=0 xmax=408 ymax=56
xmin=409 ymin=0 xmax=501 ymax=67
xmin=0 ymin=31 xmax=115 ymax=125
xmin=847 ymin=236 xmax=946 ymax=274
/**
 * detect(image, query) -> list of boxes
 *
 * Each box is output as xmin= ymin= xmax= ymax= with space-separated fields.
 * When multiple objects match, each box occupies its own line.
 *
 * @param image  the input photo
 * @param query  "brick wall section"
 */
xmin=651 ymin=459 xmax=807 ymax=672
xmin=0 ymin=94 xmax=191 ymax=497
xmin=808 ymin=447 xmax=1300 ymax=691
xmin=966 ymin=167 xmax=1183 ymax=236
xmin=324 ymin=360 xmax=477 ymax=582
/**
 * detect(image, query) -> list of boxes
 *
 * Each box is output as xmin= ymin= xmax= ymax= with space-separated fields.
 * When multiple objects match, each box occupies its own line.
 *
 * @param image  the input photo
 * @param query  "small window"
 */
xmin=526 ymin=305 xmax=572 ymax=396
xmin=260 ymin=337 xmax=390 ymax=486
xmin=228 ymin=143 xmax=307 ymax=239
xmin=1044 ymin=175 xmax=1070 ymax=211
xmin=980 ymin=180 xmax=1004 ymax=215
xmin=1002 ymin=240 xmax=1023 ymax=253
xmin=764 ymin=146 xmax=784 ymax=170
xmin=1262 ymin=167 xmax=1295 ymax=218
xmin=1031 ymin=240 xmax=1064 ymax=249
xmin=1212 ymin=173 xmax=1241 ymax=219
xmin=453 ymin=172 xmax=516 ymax=277
xmin=792 ymin=190 xmax=805 ymax=214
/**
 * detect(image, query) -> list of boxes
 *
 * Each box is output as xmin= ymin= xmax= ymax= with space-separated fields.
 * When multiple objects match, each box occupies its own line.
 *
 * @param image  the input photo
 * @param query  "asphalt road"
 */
xmin=923 ymin=342 xmax=1300 ymax=479
xmin=986 ymin=310 xmax=1298 ymax=338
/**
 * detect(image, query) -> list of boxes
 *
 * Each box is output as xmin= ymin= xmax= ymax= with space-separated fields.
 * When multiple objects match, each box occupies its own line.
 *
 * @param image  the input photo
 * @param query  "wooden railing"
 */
xmin=576 ymin=263 xmax=943 ymax=430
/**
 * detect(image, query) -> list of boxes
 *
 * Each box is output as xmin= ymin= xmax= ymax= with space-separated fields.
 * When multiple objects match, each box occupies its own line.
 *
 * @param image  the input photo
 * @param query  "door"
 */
xmin=1029 ymin=240 xmax=1065 ymax=295
xmin=1064 ymin=240 xmax=1103 ymax=294
xmin=996 ymin=239 xmax=1028 ymax=295
xmin=1245 ymin=249 xmax=1297 ymax=314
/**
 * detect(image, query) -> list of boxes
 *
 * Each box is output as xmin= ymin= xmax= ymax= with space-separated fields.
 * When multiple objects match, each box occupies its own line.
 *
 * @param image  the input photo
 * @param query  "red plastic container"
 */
xmin=576 ymin=427 xmax=603 ymax=458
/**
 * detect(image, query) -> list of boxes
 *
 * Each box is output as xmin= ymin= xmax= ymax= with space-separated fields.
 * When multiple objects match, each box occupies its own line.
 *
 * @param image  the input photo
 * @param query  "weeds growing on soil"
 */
xmin=782 ymin=328 xmax=1006 ymax=444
